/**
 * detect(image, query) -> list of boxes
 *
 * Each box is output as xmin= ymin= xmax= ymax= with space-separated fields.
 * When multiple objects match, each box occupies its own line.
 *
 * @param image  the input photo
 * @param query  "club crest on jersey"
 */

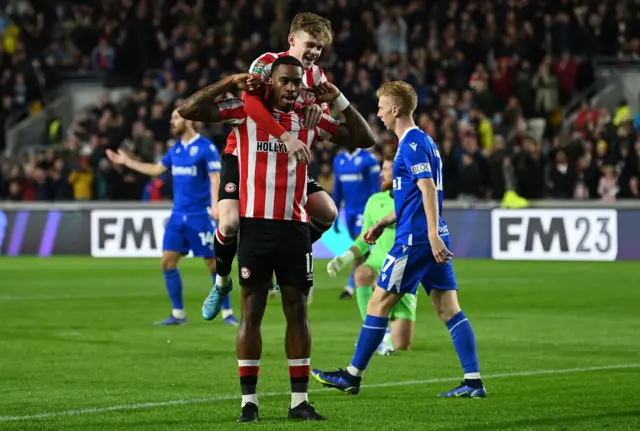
xmin=251 ymin=61 xmax=267 ymax=74
xmin=256 ymin=140 xmax=288 ymax=153
xmin=241 ymin=267 xmax=251 ymax=279
xmin=225 ymin=182 xmax=236 ymax=193
xmin=354 ymin=157 xmax=362 ymax=166
xmin=189 ymin=146 xmax=199 ymax=156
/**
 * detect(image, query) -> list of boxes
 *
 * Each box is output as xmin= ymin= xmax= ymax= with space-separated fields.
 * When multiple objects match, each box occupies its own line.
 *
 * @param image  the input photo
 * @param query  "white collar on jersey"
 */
xmin=180 ymin=134 xmax=201 ymax=147
xmin=344 ymin=148 xmax=362 ymax=159
xmin=398 ymin=126 xmax=420 ymax=143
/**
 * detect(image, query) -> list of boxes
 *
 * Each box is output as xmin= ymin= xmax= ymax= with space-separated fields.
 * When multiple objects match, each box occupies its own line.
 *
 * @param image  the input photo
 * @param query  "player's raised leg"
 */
xmin=306 ymin=178 xmax=338 ymax=244
xmin=236 ymin=282 xmax=269 ymax=422
xmin=203 ymin=256 xmax=238 ymax=326
xmin=203 ymin=155 xmax=239 ymax=321
xmin=156 ymin=249 xmax=186 ymax=325
xmin=430 ymin=288 xmax=485 ymax=398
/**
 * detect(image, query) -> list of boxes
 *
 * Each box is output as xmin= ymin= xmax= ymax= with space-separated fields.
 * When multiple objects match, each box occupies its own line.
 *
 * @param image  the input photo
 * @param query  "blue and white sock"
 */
xmin=446 ymin=311 xmax=481 ymax=380
xmin=347 ymin=314 xmax=389 ymax=377
xmin=345 ymin=274 xmax=355 ymax=295
xmin=163 ymin=268 xmax=184 ymax=319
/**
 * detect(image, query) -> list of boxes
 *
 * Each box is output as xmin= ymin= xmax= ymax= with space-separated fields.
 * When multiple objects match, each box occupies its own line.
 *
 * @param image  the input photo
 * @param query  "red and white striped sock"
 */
xmin=238 ymin=359 xmax=260 ymax=407
xmin=288 ymin=358 xmax=310 ymax=408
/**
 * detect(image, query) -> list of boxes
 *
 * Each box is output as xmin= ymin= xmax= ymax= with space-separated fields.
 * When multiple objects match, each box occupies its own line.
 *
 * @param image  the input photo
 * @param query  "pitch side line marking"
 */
xmin=1 ymin=363 xmax=638 ymax=422
xmin=0 ymin=278 xmax=538 ymax=302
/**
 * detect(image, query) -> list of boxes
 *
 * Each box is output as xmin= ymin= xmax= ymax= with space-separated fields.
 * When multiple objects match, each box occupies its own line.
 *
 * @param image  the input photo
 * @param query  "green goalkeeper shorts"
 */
xmin=366 ymin=255 xmax=418 ymax=322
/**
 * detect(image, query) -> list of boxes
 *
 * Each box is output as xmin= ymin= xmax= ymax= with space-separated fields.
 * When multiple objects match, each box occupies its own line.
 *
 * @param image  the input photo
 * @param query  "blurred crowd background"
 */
xmin=2 ymin=0 xmax=640 ymax=202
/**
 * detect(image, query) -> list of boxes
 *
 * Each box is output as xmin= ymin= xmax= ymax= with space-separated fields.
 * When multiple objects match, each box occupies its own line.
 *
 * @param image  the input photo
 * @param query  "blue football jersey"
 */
xmin=332 ymin=149 xmax=380 ymax=215
xmin=161 ymin=134 xmax=221 ymax=215
xmin=392 ymin=127 xmax=449 ymax=246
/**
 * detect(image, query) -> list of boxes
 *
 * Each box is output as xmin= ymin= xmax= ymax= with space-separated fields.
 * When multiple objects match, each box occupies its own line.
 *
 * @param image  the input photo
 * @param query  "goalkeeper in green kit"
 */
xmin=327 ymin=150 xmax=417 ymax=355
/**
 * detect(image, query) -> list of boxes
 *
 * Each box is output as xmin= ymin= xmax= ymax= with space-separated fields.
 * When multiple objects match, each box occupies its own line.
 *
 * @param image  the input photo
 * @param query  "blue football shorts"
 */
xmin=377 ymin=241 xmax=457 ymax=295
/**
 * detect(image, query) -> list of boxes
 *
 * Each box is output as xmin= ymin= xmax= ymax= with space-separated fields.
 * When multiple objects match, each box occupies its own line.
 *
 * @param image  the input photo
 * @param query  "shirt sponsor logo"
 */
xmin=410 ymin=163 xmax=431 ymax=174
xmin=172 ymin=166 xmax=198 ymax=176
xmin=256 ymin=141 xmax=289 ymax=153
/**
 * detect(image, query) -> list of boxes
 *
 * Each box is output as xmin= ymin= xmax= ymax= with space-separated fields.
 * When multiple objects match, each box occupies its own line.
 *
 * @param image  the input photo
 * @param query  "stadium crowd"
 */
xmin=2 ymin=0 xmax=640 ymax=202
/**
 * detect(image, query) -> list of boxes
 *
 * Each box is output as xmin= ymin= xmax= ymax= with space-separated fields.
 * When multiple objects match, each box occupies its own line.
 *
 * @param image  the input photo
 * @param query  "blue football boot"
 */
xmin=311 ymin=368 xmax=361 ymax=395
xmin=202 ymin=280 xmax=233 ymax=321
xmin=439 ymin=382 xmax=487 ymax=398
xmin=154 ymin=315 xmax=187 ymax=326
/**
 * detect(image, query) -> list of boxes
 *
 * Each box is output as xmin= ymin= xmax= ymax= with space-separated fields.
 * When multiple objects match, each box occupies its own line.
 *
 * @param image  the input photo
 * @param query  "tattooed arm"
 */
xmin=313 ymin=83 xmax=376 ymax=149
xmin=177 ymin=73 xmax=257 ymax=123
xmin=331 ymin=104 xmax=377 ymax=149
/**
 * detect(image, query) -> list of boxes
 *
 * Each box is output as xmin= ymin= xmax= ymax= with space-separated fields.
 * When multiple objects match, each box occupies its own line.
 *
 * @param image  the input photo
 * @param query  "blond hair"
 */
xmin=290 ymin=13 xmax=333 ymax=45
xmin=376 ymin=81 xmax=418 ymax=116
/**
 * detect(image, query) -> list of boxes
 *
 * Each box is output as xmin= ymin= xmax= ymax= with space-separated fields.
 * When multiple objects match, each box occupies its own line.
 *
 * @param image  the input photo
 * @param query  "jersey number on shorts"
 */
xmin=198 ymin=231 xmax=215 ymax=247
xmin=356 ymin=214 xmax=363 ymax=227
xmin=382 ymin=254 xmax=396 ymax=272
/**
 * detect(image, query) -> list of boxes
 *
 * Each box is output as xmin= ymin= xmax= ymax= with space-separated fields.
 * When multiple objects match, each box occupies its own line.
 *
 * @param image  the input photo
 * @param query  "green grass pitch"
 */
xmin=0 ymin=257 xmax=639 ymax=430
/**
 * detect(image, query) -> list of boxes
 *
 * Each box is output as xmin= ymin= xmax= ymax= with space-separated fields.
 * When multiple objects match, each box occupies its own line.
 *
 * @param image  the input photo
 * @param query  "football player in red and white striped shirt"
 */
xmin=178 ymin=56 xmax=376 ymax=422
xmin=214 ymin=14 xmax=340 ymax=301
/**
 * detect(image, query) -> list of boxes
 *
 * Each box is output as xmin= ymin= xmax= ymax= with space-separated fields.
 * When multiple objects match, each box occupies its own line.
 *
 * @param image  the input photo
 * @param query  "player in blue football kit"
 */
xmin=312 ymin=82 xmax=485 ymax=398
xmin=106 ymin=109 xmax=238 ymax=326
xmin=332 ymin=147 xmax=380 ymax=299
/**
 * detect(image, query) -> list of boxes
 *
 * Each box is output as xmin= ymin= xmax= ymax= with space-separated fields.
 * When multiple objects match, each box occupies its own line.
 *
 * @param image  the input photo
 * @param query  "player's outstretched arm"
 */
xmin=178 ymin=73 xmax=257 ymax=123
xmin=313 ymin=83 xmax=376 ymax=149
xmin=106 ymin=149 xmax=166 ymax=177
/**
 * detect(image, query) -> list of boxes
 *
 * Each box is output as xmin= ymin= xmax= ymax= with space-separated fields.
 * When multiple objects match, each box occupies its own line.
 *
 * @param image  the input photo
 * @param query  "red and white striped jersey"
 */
xmin=224 ymin=51 xmax=330 ymax=155
xmin=218 ymin=98 xmax=340 ymax=222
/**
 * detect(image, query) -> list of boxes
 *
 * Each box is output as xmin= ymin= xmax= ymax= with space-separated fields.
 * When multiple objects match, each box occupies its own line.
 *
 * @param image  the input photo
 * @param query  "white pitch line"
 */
xmin=0 ymin=278 xmax=537 ymax=303
xmin=1 ymin=363 xmax=638 ymax=423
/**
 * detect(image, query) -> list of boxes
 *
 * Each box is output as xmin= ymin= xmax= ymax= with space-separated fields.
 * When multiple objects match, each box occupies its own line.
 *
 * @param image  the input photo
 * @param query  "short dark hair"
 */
xmin=272 ymin=55 xmax=304 ymax=73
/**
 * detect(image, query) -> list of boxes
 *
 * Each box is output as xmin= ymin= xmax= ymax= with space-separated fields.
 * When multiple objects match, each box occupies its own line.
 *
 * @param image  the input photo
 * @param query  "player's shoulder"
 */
xmin=309 ymin=63 xmax=327 ymax=84
xmin=250 ymin=51 xmax=287 ymax=74
xmin=400 ymin=128 xmax=435 ymax=151
xmin=363 ymin=149 xmax=378 ymax=161
xmin=334 ymin=150 xmax=349 ymax=161
xmin=401 ymin=127 xmax=428 ymax=143
xmin=190 ymin=136 xmax=217 ymax=154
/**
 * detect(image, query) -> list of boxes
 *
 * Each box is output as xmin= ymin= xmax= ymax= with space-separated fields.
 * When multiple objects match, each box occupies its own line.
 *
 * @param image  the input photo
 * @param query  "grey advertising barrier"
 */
xmin=0 ymin=201 xmax=638 ymax=260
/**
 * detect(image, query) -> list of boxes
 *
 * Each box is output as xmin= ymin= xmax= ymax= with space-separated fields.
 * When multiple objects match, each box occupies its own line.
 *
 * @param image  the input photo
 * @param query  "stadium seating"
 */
xmin=1 ymin=0 xmax=639 ymax=201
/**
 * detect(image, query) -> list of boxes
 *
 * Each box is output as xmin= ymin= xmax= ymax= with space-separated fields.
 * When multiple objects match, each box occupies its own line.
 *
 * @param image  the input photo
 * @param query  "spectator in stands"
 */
xmin=532 ymin=56 xmax=559 ymax=117
xmin=44 ymin=111 xmax=63 ymax=146
xmin=3 ymin=0 xmax=640 ymax=204
xmin=68 ymin=154 xmax=93 ymax=200
xmin=317 ymin=163 xmax=334 ymax=195
xmin=548 ymin=150 xmax=576 ymax=199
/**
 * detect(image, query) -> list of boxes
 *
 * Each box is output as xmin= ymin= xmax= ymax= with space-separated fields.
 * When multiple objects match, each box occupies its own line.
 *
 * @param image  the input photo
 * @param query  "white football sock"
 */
xmin=216 ymin=274 xmax=231 ymax=287
xmin=291 ymin=392 xmax=308 ymax=409
xmin=241 ymin=394 xmax=258 ymax=407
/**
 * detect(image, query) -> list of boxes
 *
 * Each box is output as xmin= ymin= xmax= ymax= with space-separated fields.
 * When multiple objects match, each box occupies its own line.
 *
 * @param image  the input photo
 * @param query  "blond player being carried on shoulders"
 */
xmin=209 ymin=13 xmax=339 ymax=305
